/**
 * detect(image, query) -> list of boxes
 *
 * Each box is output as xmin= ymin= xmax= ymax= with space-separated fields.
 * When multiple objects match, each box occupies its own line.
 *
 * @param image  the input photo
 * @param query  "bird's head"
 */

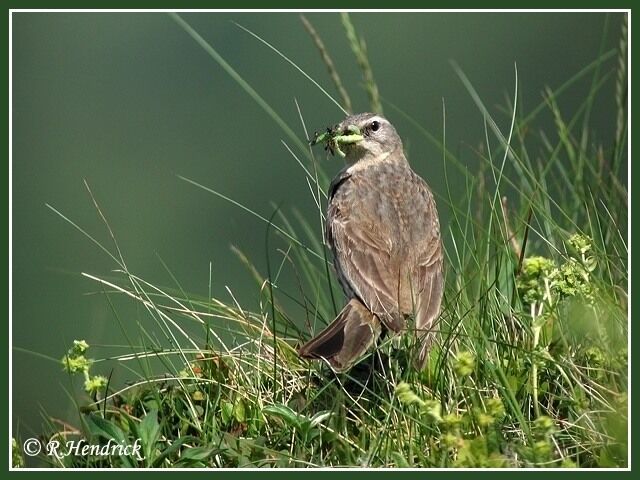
xmin=311 ymin=113 xmax=402 ymax=163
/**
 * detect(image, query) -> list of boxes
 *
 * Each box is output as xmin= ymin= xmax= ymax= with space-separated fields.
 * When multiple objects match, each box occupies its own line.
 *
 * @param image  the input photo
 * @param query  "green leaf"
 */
xmin=151 ymin=436 xmax=197 ymax=468
xmin=138 ymin=409 xmax=161 ymax=465
xmin=84 ymin=414 xmax=134 ymax=467
xmin=263 ymin=404 xmax=301 ymax=429
xmin=221 ymin=401 xmax=234 ymax=425
xmin=233 ymin=399 xmax=246 ymax=423
xmin=390 ymin=451 xmax=410 ymax=468
xmin=309 ymin=410 xmax=332 ymax=428
xmin=181 ymin=446 xmax=216 ymax=461
xmin=85 ymin=414 xmax=128 ymax=444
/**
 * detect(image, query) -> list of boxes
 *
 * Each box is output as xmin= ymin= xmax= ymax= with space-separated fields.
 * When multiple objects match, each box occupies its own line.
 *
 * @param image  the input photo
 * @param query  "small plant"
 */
xmin=12 ymin=438 xmax=25 ymax=468
xmin=61 ymin=340 xmax=108 ymax=397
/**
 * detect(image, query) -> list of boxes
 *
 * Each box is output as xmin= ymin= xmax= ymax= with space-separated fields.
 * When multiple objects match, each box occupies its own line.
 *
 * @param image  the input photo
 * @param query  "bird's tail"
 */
xmin=298 ymin=298 xmax=381 ymax=372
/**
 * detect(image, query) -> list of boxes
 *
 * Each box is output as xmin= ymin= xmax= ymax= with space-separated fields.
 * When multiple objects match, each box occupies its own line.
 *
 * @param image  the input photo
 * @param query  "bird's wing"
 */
xmin=327 ymin=186 xmax=404 ymax=331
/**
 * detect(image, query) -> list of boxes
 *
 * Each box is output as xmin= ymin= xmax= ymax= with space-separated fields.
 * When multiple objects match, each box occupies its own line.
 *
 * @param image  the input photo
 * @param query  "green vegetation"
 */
xmin=17 ymin=13 xmax=627 ymax=468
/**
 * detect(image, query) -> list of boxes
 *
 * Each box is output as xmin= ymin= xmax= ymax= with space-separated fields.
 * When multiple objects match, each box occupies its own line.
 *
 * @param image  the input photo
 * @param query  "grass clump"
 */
xmin=28 ymin=14 xmax=627 ymax=468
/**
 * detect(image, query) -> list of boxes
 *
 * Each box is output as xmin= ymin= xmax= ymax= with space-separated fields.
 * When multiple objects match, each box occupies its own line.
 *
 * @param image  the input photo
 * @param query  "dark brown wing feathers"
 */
xmin=298 ymin=298 xmax=381 ymax=372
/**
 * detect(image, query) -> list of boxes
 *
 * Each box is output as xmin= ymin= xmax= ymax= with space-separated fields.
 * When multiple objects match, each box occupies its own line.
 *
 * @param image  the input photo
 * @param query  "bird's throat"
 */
xmin=346 ymin=148 xmax=407 ymax=174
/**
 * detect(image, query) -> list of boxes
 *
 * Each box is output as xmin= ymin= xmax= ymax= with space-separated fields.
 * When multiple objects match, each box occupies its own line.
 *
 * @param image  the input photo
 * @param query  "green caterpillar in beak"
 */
xmin=310 ymin=125 xmax=364 ymax=158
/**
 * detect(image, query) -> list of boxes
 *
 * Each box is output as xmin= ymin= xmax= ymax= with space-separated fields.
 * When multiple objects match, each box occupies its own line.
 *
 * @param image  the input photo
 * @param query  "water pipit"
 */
xmin=299 ymin=113 xmax=443 ymax=371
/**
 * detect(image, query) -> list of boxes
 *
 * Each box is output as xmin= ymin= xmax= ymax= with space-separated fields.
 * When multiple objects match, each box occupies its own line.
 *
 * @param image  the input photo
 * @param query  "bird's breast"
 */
xmin=330 ymin=164 xmax=436 ymax=251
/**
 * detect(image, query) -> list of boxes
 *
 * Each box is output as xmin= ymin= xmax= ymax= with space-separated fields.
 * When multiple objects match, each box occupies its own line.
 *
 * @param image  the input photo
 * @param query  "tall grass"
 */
xmin=17 ymin=13 xmax=628 ymax=468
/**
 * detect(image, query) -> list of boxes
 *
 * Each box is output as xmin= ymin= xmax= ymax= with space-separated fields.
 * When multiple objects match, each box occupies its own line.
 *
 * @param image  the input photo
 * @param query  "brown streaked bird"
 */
xmin=298 ymin=113 xmax=444 ymax=372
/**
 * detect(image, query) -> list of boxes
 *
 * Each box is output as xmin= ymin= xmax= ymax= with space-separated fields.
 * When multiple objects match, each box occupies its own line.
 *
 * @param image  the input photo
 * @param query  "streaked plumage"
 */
xmin=299 ymin=113 xmax=443 ymax=371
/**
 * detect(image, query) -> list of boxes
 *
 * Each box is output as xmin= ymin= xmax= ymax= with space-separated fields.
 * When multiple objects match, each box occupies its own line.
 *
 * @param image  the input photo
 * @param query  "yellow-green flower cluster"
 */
xmin=84 ymin=375 xmax=108 ymax=395
xmin=60 ymin=340 xmax=107 ymax=395
xmin=533 ymin=415 xmax=556 ymax=437
xmin=517 ymin=234 xmax=597 ymax=306
xmin=567 ymin=233 xmax=593 ymax=257
xmin=517 ymin=256 xmax=556 ymax=304
xmin=453 ymin=351 xmax=476 ymax=377
xmin=485 ymin=397 xmax=506 ymax=419
xmin=61 ymin=340 xmax=91 ymax=374
xmin=395 ymin=382 xmax=442 ymax=422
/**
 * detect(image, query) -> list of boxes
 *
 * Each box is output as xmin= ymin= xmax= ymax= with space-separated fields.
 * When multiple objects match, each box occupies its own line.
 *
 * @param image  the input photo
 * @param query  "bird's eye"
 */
xmin=370 ymin=120 xmax=381 ymax=132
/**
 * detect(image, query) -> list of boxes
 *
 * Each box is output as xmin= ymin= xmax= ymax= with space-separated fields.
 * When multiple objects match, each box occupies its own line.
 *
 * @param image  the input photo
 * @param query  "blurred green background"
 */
xmin=12 ymin=12 xmax=624 ymax=439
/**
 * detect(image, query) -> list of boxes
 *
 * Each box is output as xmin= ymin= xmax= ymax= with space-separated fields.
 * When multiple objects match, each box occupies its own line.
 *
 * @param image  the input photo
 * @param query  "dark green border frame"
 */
xmin=0 ymin=2 xmax=637 ymax=10
xmin=4 ymin=3 xmax=634 ymax=477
